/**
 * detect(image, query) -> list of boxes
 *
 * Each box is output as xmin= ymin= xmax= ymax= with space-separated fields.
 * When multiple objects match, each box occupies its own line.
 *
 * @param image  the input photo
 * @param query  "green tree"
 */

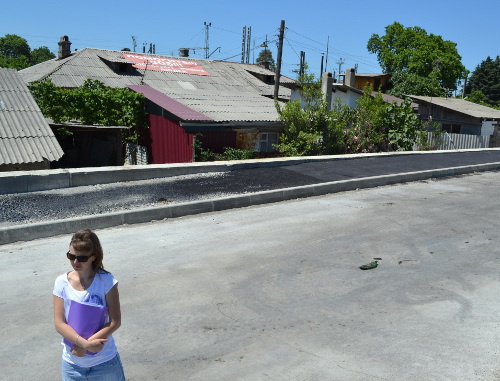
xmin=0 ymin=34 xmax=31 ymax=69
xmin=30 ymin=46 xmax=56 ymax=65
xmin=256 ymin=47 xmax=276 ymax=72
xmin=0 ymin=34 xmax=30 ymax=58
xmin=0 ymin=34 xmax=55 ymax=69
xmin=276 ymin=77 xmax=427 ymax=156
xmin=465 ymin=56 xmax=500 ymax=107
xmin=275 ymin=72 xmax=346 ymax=156
xmin=367 ymin=22 xmax=466 ymax=96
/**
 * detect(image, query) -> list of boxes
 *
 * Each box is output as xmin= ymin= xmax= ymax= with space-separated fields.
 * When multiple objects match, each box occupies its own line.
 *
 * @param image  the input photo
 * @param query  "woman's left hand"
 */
xmin=71 ymin=345 xmax=86 ymax=357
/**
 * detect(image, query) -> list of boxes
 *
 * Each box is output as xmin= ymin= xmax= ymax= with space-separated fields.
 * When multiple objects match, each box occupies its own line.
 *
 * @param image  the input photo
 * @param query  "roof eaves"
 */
xmin=127 ymin=85 xmax=213 ymax=121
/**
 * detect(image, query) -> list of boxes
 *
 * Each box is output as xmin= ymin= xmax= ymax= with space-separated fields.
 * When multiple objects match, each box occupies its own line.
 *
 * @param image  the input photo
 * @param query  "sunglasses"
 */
xmin=66 ymin=252 xmax=94 ymax=262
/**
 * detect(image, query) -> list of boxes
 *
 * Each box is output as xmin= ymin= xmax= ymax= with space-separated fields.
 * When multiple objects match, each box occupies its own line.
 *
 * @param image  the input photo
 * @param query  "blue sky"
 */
xmin=2 ymin=0 xmax=498 ymax=82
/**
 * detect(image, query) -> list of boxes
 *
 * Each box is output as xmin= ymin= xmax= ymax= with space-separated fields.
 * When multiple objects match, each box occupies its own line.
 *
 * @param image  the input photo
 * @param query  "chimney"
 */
xmin=58 ymin=36 xmax=72 ymax=59
xmin=345 ymin=68 xmax=355 ymax=88
xmin=321 ymin=72 xmax=333 ymax=111
xmin=179 ymin=48 xmax=189 ymax=57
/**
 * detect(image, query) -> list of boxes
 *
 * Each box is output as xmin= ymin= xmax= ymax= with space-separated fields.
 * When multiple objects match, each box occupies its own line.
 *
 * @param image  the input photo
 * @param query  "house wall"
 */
xmin=148 ymin=114 xmax=193 ymax=163
xmin=198 ymin=131 xmax=237 ymax=153
xmin=490 ymin=125 xmax=500 ymax=148
xmin=236 ymin=130 xmax=260 ymax=151
xmin=332 ymin=89 xmax=361 ymax=108
xmin=417 ymin=103 xmax=482 ymax=135
xmin=354 ymin=76 xmax=389 ymax=92
xmin=481 ymin=121 xmax=497 ymax=137
xmin=0 ymin=161 xmax=48 ymax=172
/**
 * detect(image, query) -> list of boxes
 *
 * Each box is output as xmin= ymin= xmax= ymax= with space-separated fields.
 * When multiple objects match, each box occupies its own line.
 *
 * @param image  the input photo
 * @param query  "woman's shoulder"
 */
xmin=95 ymin=269 xmax=118 ymax=293
xmin=96 ymin=269 xmax=117 ymax=282
xmin=53 ymin=271 xmax=71 ymax=295
xmin=54 ymin=271 xmax=71 ymax=284
xmin=96 ymin=269 xmax=113 ymax=276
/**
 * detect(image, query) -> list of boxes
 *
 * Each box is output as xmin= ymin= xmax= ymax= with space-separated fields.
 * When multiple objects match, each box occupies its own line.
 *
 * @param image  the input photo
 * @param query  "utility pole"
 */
xmin=204 ymin=22 xmax=211 ymax=59
xmin=241 ymin=26 xmax=252 ymax=63
xmin=336 ymin=58 xmax=345 ymax=76
xmin=320 ymin=53 xmax=324 ymax=77
xmin=325 ymin=36 xmax=329 ymax=73
xmin=274 ymin=20 xmax=285 ymax=99
xmin=241 ymin=26 xmax=247 ymax=63
xmin=131 ymin=36 xmax=137 ymax=52
xmin=246 ymin=26 xmax=251 ymax=64
xmin=462 ymin=71 xmax=469 ymax=98
xmin=299 ymin=51 xmax=305 ymax=77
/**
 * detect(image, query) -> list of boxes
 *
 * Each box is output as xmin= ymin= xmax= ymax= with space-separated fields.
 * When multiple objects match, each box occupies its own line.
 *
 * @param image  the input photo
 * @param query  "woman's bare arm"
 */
xmin=87 ymin=284 xmax=122 ymax=340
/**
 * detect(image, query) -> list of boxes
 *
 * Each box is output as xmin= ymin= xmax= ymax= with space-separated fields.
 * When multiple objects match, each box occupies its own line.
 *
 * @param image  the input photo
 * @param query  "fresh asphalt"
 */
xmin=1 ymin=167 xmax=499 ymax=380
xmin=1 ymin=149 xmax=500 ymax=245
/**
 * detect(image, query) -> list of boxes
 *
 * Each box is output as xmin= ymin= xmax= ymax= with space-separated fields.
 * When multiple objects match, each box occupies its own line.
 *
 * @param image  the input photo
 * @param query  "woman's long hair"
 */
xmin=70 ymin=229 xmax=108 ymax=273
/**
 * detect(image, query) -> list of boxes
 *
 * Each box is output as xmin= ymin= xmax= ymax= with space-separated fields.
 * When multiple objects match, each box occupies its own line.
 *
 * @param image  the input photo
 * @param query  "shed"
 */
xmin=0 ymin=68 xmax=64 ymax=171
xmin=408 ymin=96 xmax=500 ymax=136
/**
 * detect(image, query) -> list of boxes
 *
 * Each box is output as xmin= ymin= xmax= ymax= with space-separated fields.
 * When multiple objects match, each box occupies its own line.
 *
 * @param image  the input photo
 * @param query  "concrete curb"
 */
xmin=2 ymin=161 xmax=499 ymax=245
xmin=2 ymin=149 xmax=499 ymax=195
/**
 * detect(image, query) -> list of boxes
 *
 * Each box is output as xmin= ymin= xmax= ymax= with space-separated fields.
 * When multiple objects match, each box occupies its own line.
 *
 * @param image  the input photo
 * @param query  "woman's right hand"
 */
xmin=84 ymin=338 xmax=108 ymax=353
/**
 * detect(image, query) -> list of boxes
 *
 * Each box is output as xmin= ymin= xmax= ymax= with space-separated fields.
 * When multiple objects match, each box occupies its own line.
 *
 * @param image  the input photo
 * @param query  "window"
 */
xmin=442 ymin=124 xmax=461 ymax=134
xmin=258 ymin=133 xmax=279 ymax=152
xmin=118 ymin=63 xmax=130 ymax=73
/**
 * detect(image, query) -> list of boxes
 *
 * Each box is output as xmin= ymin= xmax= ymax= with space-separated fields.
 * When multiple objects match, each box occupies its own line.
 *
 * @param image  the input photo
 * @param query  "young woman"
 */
xmin=53 ymin=229 xmax=125 ymax=380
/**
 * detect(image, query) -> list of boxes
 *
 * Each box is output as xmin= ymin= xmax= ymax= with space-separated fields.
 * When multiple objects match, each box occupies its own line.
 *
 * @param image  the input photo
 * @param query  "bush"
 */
xmin=193 ymin=138 xmax=256 ymax=162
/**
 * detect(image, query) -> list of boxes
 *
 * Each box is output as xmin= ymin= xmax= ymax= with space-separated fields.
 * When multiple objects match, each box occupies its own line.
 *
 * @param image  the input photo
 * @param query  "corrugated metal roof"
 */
xmin=0 ymin=68 xmax=64 ymax=165
xmin=127 ymin=85 xmax=213 ymax=121
xmin=146 ymin=83 xmax=282 ymax=122
xmin=20 ymin=48 xmax=293 ymax=123
xmin=409 ymin=96 xmax=500 ymax=120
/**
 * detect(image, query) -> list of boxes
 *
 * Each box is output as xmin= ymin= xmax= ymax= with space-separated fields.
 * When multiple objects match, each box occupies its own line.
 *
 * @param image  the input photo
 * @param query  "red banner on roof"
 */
xmin=122 ymin=53 xmax=210 ymax=76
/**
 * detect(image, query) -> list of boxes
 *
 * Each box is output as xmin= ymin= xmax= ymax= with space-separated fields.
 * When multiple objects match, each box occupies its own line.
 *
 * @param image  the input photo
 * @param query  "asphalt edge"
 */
xmin=2 ymin=148 xmax=500 ymax=195
xmin=2 ymin=162 xmax=499 ymax=245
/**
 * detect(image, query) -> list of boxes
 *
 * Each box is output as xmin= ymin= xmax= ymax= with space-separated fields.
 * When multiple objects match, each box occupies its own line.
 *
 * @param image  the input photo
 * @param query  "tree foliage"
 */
xmin=275 ymin=74 xmax=427 ymax=156
xmin=256 ymin=48 xmax=276 ymax=72
xmin=465 ymin=56 xmax=500 ymax=107
xmin=0 ymin=34 xmax=56 ymax=69
xmin=367 ymin=22 xmax=466 ymax=97
xmin=29 ymin=79 xmax=148 ymax=143
xmin=30 ymin=46 xmax=56 ymax=65
xmin=275 ymin=73 xmax=346 ymax=156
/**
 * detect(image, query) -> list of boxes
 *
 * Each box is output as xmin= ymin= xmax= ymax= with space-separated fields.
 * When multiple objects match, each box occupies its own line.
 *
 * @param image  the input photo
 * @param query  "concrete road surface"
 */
xmin=1 ymin=171 xmax=499 ymax=380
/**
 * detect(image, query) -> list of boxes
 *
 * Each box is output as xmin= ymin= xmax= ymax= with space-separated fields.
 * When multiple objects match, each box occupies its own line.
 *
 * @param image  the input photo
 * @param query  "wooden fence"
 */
xmin=423 ymin=132 xmax=490 ymax=150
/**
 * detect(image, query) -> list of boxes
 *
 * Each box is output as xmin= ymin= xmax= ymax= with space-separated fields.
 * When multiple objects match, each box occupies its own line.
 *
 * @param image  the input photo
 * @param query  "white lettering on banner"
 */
xmin=121 ymin=53 xmax=210 ymax=76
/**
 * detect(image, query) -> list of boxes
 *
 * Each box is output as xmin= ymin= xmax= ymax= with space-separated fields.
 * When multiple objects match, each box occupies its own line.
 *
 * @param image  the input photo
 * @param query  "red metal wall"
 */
xmin=199 ymin=131 xmax=237 ymax=153
xmin=148 ymin=114 xmax=193 ymax=163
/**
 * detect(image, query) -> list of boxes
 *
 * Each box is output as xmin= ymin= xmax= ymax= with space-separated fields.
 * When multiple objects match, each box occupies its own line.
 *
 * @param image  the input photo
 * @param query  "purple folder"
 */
xmin=63 ymin=300 xmax=108 ymax=355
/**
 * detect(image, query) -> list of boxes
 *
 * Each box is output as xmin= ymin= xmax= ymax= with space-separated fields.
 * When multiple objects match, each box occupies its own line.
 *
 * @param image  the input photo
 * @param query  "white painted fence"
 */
xmin=424 ymin=132 xmax=490 ymax=150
